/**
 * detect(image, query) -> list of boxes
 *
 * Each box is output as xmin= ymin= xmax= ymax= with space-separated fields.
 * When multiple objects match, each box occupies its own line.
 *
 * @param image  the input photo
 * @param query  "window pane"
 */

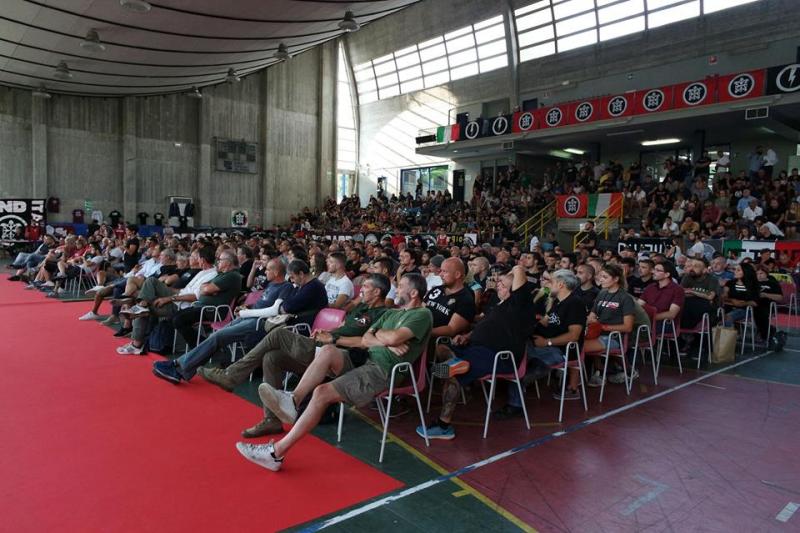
xmin=445 ymin=33 xmax=476 ymax=53
xmin=478 ymin=39 xmax=507 ymax=59
xmin=519 ymin=41 xmax=556 ymax=61
xmin=450 ymin=62 xmax=479 ymax=80
xmin=474 ymin=24 xmax=506 ymax=44
xmin=353 ymin=61 xmax=372 ymax=73
xmin=395 ymin=51 xmax=420 ymax=69
xmin=376 ymin=72 xmax=398 ymax=88
xmin=418 ymin=36 xmax=444 ymax=49
xmin=648 ymin=1 xmax=699 ymax=28
xmin=474 ymin=15 xmax=504 ymax=29
xmin=373 ymin=60 xmax=397 ymax=76
xmin=448 ymin=48 xmax=478 ymax=67
xmin=516 ymin=9 xmax=553 ymax=31
xmin=599 ymin=14 xmax=645 ymax=40
xmin=479 ymin=55 xmax=508 ymax=72
xmin=555 ymin=11 xmax=596 ymax=35
xmin=357 ymin=79 xmax=377 ymax=93
xmin=557 ymin=28 xmax=597 ymax=51
xmin=518 ymin=25 xmax=555 ymax=47
xmin=419 ymin=43 xmax=447 ymax=61
xmin=337 ymin=128 xmax=356 ymax=142
xmin=515 ymin=0 xmax=552 ymax=17
xmin=354 ymin=67 xmax=375 ymax=82
xmin=598 ymin=0 xmax=644 ymax=24
xmin=703 ymin=0 xmax=758 ymax=13
xmin=646 ymin=0 xmax=685 ymax=8
xmin=398 ymin=65 xmax=422 ymax=81
xmin=395 ymin=45 xmax=418 ymax=57
xmin=401 ymin=78 xmax=425 ymax=93
xmin=424 ymin=71 xmax=450 ymax=87
xmin=445 ymin=25 xmax=472 ymax=40
xmin=379 ymin=85 xmax=400 ymax=98
xmin=422 ymin=57 xmax=449 ymax=75
xmin=553 ymin=0 xmax=594 ymax=20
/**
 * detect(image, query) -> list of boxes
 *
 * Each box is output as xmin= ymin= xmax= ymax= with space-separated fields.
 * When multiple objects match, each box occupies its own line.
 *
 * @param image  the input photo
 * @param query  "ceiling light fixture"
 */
xmin=53 ymin=61 xmax=73 ymax=80
xmin=226 ymin=68 xmax=241 ymax=83
xmin=187 ymin=86 xmax=202 ymax=99
xmin=564 ymin=148 xmax=585 ymax=155
xmin=274 ymin=43 xmax=290 ymax=60
xmin=32 ymin=84 xmax=51 ymax=99
xmin=338 ymin=11 xmax=360 ymax=32
xmin=80 ymin=29 xmax=106 ymax=53
xmin=641 ymin=138 xmax=681 ymax=146
xmin=119 ymin=0 xmax=152 ymax=13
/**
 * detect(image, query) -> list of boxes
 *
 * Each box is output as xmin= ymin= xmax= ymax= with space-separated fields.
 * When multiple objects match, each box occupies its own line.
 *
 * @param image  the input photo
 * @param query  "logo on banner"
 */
xmin=464 ymin=121 xmax=481 ymax=139
xmin=545 ymin=107 xmax=563 ymax=127
xmin=564 ymin=195 xmax=582 ymax=216
xmin=518 ymin=112 xmax=534 ymax=130
xmin=491 ymin=116 xmax=509 ymax=136
xmin=682 ymin=82 xmax=707 ymax=105
xmin=231 ymin=210 xmax=248 ymax=228
xmin=607 ymin=96 xmax=628 ymax=117
xmin=574 ymin=102 xmax=593 ymax=122
xmin=642 ymin=89 xmax=665 ymax=112
xmin=728 ymin=73 xmax=755 ymax=98
xmin=776 ymin=64 xmax=800 ymax=92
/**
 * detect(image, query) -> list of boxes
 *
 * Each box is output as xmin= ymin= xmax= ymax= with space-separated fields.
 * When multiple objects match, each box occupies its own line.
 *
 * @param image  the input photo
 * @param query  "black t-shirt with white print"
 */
xmin=424 ymin=285 xmax=476 ymax=329
xmin=535 ymin=291 xmax=587 ymax=354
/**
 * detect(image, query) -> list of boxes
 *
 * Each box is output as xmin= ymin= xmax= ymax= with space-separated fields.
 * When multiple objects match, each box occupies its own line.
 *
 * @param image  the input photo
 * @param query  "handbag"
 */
xmin=585 ymin=322 xmax=603 ymax=340
xmin=711 ymin=326 xmax=736 ymax=363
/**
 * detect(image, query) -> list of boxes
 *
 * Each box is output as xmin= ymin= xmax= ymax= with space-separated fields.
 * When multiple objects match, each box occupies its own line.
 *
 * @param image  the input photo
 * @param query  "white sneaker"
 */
xmin=42 ymin=281 xmax=55 ymax=287
xmin=235 ymin=440 xmax=283 ymax=472
xmin=116 ymin=342 xmax=144 ymax=355
xmin=78 ymin=311 xmax=100 ymax=321
xmin=85 ymin=285 xmax=105 ymax=294
xmin=258 ymin=383 xmax=298 ymax=424
xmin=587 ymin=370 xmax=605 ymax=388
xmin=120 ymin=304 xmax=149 ymax=317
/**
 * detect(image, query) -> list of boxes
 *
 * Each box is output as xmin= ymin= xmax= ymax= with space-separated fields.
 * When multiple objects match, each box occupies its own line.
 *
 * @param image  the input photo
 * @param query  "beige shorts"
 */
xmin=331 ymin=359 xmax=389 ymax=407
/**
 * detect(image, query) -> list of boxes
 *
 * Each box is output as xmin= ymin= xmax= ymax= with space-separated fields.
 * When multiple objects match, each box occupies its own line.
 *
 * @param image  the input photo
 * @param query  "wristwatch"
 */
xmin=547 ymin=339 xmax=553 ymax=347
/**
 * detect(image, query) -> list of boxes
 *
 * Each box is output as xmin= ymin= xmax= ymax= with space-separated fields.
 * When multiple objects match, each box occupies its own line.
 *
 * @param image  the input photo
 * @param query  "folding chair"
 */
xmin=426 ymin=336 xmax=468 ymax=413
xmin=734 ymin=305 xmax=756 ymax=356
xmin=776 ymin=282 xmax=797 ymax=331
xmin=478 ymin=350 xmax=530 ymax=438
xmin=658 ymin=313 xmax=712 ymax=373
xmin=630 ymin=304 xmax=659 ymax=385
xmin=171 ymin=302 xmax=233 ymax=354
xmin=337 ymin=344 xmax=430 ymax=463
xmin=585 ymin=330 xmax=631 ymax=403
xmin=549 ymin=341 xmax=587 ymax=423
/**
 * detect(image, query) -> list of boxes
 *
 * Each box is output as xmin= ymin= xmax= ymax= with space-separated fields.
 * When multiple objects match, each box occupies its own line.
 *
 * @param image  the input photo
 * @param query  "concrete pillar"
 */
xmin=30 ymin=97 xmax=48 ymax=198
xmin=317 ymin=41 xmax=337 ymax=206
xmin=503 ymin=0 xmax=520 ymax=108
xmin=121 ymin=97 xmax=137 ymax=220
xmin=197 ymin=94 xmax=212 ymax=226
xmin=261 ymin=70 xmax=276 ymax=228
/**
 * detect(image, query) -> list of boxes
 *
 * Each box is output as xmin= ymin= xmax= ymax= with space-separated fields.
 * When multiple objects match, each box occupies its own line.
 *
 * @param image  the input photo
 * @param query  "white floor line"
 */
xmin=301 ymin=350 xmax=773 ymax=532
xmin=776 ymin=502 xmax=799 ymax=523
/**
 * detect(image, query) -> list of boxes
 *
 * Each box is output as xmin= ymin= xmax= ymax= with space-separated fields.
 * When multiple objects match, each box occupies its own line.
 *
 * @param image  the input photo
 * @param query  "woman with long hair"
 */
xmin=584 ymin=263 xmax=636 ymax=387
xmin=723 ymin=262 xmax=759 ymax=327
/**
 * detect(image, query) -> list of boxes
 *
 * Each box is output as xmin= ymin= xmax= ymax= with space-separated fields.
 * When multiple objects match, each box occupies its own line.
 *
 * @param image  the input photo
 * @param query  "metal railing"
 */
xmin=515 ymin=200 xmax=556 ymax=247
xmin=572 ymin=195 xmax=625 ymax=250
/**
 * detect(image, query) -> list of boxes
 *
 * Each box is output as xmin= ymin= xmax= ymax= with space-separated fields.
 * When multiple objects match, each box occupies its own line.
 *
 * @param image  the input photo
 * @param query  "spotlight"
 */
xmin=119 ymin=0 xmax=152 ymax=13
xmin=338 ymin=11 xmax=360 ymax=32
xmin=32 ymin=84 xmax=51 ymax=99
xmin=274 ymin=43 xmax=290 ymax=60
xmin=80 ymin=29 xmax=106 ymax=53
xmin=53 ymin=61 xmax=73 ymax=80
xmin=226 ymin=68 xmax=240 ymax=83
xmin=187 ymin=86 xmax=203 ymax=99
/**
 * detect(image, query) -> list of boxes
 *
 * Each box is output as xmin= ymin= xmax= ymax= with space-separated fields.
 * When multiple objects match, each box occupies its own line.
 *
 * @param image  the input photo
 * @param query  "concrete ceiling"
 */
xmin=0 ymin=0 xmax=419 ymax=96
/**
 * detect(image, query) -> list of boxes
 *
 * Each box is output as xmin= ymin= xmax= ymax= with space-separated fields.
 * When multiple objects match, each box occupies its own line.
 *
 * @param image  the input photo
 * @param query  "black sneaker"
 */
xmin=8 ymin=275 xmax=20 ymax=282
xmin=152 ymin=360 xmax=183 ymax=385
xmin=492 ymin=404 xmax=524 ymax=420
xmin=113 ymin=327 xmax=133 ymax=337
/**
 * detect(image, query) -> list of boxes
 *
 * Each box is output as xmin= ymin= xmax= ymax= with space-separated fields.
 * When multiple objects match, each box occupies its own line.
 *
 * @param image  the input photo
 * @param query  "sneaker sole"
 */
xmin=416 ymin=428 xmax=454 ymax=440
xmin=258 ymin=384 xmax=297 ymax=425
xmin=431 ymin=360 xmax=470 ymax=378
xmin=152 ymin=367 xmax=182 ymax=385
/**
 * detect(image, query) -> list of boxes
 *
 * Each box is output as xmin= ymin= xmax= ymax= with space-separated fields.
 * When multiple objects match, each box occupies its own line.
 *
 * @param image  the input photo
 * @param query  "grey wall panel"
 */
xmin=135 ymin=139 xmax=198 ymax=218
xmin=0 ymin=114 xmax=31 ymax=197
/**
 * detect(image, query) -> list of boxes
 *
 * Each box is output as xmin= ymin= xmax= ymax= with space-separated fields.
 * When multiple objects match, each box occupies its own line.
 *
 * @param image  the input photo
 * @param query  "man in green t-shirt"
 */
xmin=203 ymin=274 xmax=392 ymax=438
xmin=235 ymin=273 xmax=432 ymax=472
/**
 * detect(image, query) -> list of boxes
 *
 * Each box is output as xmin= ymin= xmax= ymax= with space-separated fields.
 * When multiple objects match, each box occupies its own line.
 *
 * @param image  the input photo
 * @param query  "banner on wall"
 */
xmin=556 ymin=194 xmax=623 ymax=219
xmin=0 ymin=199 xmax=46 ymax=241
xmin=722 ymin=239 xmax=800 ymax=265
xmin=617 ymin=238 xmax=671 ymax=254
xmin=765 ymin=63 xmax=800 ymax=95
xmin=717 ymin=70 xmax=765 ymax=102
xmin=633 ymin=86 xmax=674 ymax=115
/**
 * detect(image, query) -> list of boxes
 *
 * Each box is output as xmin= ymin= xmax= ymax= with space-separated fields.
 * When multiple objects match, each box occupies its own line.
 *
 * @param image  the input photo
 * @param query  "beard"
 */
xmin=394 ymin=295 xmax=407 ymax=306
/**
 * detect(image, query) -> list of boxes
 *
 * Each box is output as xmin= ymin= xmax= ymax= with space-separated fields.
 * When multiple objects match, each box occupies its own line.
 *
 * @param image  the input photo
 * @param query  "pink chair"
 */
xmin=337 ymin=342 xmax=430 ymax=463
xmin=478 ymin=349 xmax=530 ymax=438
xmin=290 ymin=308 xmax=346 ymax=337
xmin=243 ymin=290 xmax=264 ymax=307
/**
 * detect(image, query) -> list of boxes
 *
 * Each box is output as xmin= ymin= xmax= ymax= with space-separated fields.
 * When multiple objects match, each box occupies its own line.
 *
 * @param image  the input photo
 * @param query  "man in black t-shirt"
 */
xmin=423 ymin=257 xmax=475 ymax=339
xmin=420 ymin=265 xmax=533 ymax=440
xmin=627 ymin=259 xmax=656 ymax=298
xmin=109 ymin=210 xmax=122 ymax=226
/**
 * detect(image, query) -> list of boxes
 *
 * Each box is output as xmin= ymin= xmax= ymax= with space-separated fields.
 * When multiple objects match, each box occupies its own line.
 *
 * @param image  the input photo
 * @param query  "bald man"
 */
xmin=424 ymin=257 xmax=476 ymax=338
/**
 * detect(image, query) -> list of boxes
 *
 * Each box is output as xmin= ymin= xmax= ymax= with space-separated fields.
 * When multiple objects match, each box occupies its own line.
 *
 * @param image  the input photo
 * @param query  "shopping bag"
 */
xmin=711 ymin=326 xmax=736 ymax=363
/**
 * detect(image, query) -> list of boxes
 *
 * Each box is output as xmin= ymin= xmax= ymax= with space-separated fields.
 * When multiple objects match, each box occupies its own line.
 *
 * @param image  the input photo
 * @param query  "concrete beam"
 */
xmin=30 ymin=96 xmax=47 ymax=198
xmin=121 ymin=97 xmax=137 ymax=221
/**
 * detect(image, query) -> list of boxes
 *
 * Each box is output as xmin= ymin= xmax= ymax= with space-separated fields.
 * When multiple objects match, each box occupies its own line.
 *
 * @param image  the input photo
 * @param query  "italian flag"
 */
xmin=436 ymin=124 xmax=460 ymax=143
xmin=588 ymin=193 xmax=623 ymax=217
xmin=722 ymin=240 xmax=800 ymax=266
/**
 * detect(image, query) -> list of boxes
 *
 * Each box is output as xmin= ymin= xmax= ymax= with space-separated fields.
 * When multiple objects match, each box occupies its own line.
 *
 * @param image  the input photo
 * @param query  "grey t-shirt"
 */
xmin=592 ymin=288 xmax=635 ymax=325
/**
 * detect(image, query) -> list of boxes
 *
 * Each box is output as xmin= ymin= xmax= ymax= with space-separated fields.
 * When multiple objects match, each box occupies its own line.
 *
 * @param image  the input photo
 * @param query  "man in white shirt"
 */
xmin=425 ymin=255 xmax=444 ymax=290
xmin=742 ymin=199 xmax=763 ymax=222
xmin=763 ymin=147 xmax=778 ymax=178
xmin=320 ymin=252 xmax=354 ymax=309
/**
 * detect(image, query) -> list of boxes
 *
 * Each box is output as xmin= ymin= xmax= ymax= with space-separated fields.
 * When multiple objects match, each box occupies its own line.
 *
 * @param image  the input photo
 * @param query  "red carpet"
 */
xmin=0 ymin=278 xmax=402 ymax=532
xmin=0 ymin=276 xmax=66 ymax=306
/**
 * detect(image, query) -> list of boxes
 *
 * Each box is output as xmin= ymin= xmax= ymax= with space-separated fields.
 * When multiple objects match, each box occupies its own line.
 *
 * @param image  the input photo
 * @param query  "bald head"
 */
xmin=266 ymin=258 xmax=286 ymax=281
xmin=440 ymin=257 xmax=466 ymax=290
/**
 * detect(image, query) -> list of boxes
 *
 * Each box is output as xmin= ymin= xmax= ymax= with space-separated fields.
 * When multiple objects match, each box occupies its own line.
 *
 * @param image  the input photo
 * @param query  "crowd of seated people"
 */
xmin=4 ymin=147 xmax=798 ymax=474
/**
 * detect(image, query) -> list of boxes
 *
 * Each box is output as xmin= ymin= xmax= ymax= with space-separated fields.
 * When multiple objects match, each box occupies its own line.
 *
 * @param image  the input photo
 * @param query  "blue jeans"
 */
xmin=508 ymin=344 xmax=564 ymax=408
xmin=724 ymin=308 xmax=747 ymax=327
xmin=175 ymin=317 xmax=265 ymax=379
